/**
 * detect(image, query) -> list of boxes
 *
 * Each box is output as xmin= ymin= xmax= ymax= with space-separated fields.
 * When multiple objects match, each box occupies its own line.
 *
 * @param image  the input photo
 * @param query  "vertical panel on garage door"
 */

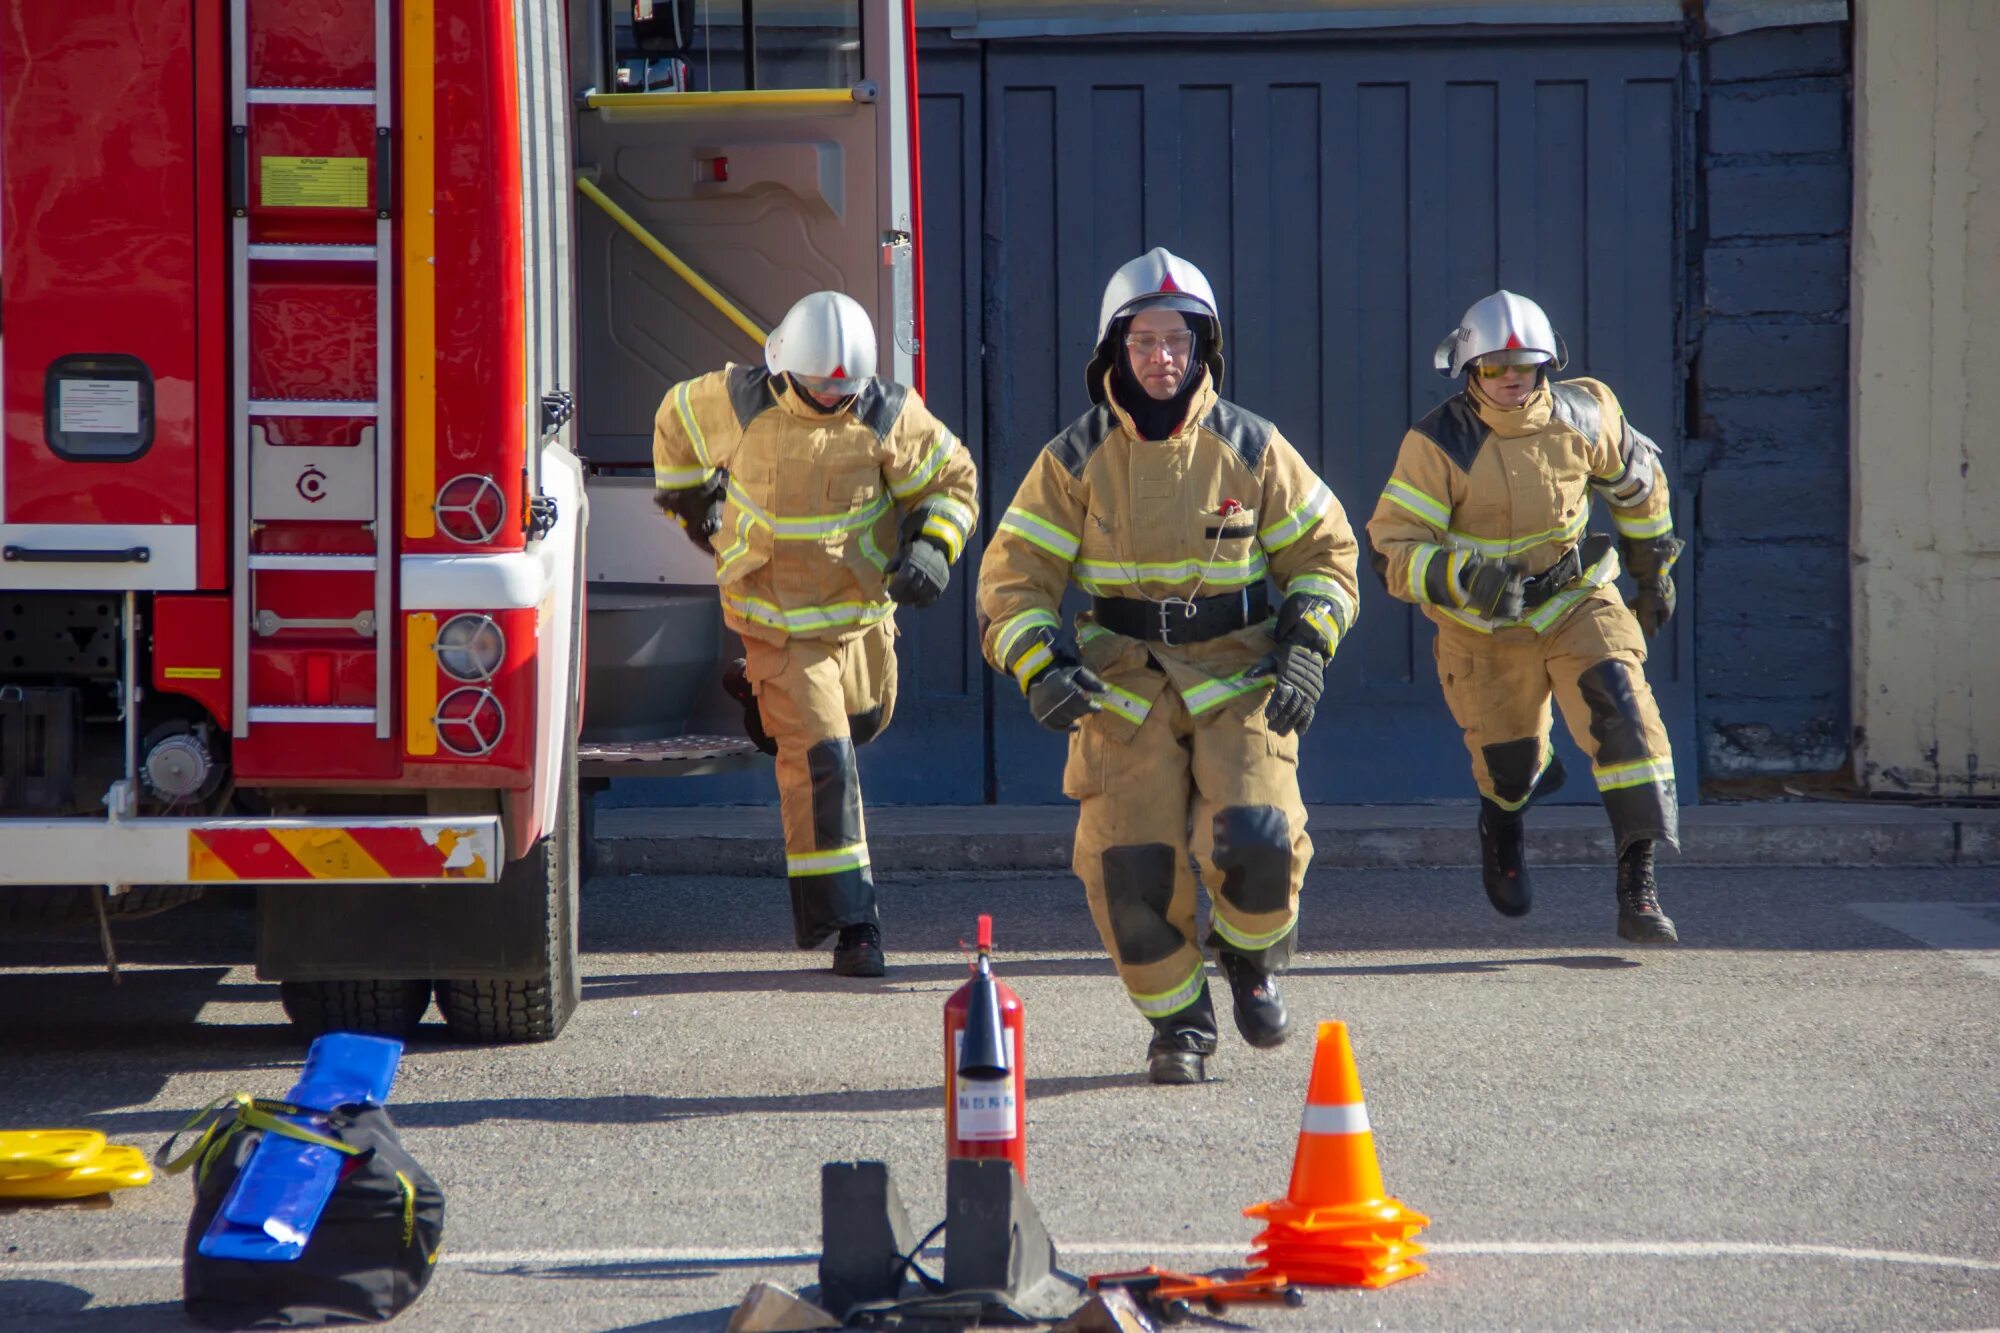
xmin=982 ymin=36 xmax=1691 ymax=804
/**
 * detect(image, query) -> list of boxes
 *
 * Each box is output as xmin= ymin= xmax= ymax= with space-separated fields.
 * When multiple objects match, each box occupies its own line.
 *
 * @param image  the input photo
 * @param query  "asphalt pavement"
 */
xmin=2 ymin=861 xmax=1997 ymax=1330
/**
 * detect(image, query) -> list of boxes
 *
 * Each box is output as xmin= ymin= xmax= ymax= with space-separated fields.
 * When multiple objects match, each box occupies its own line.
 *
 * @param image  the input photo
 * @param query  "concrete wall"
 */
xmin=1690 ymin=20 xmax=1853 ymax=780
xmin=1850 ymin=0 xmax=2000 ymax=796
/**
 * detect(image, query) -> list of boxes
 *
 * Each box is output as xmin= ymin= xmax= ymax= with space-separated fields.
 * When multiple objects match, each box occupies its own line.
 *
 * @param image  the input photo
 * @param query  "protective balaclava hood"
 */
xmin=1108 ymin=312 xmax=1212 ymax=441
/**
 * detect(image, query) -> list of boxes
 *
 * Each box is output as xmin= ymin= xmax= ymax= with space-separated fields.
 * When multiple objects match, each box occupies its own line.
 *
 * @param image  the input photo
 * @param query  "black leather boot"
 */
xmin=831 ymin=922 xmax=886 ymax=976
xmin=1478 ymin=801 xmax=1532 ymax=917
xmin=1146 ymin=982 xmax=1218 ymax=1084
xmin=1218 ymin=952 xmax=1290 ymax=1048
xmin=1477 ymin=754 xmax=1567 ymax=917
xmin=1615 ymin=840 xmax=1678 ymax=944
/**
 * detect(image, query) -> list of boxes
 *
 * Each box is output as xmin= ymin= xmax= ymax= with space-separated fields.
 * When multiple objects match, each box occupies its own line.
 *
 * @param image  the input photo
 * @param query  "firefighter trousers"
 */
xmin=1063 ymin=680 xmax=1312 ymax=1023
xmin=1433 ymin=588 xmax=1677 ymax=853
xmin=743 ymin=619 xmax=898 ymax=949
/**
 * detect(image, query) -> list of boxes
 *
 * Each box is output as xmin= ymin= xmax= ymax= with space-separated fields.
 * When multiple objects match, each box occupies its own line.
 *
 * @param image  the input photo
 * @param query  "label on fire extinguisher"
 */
xmin=953 ymin=1030 xmax=1017 ymax=1141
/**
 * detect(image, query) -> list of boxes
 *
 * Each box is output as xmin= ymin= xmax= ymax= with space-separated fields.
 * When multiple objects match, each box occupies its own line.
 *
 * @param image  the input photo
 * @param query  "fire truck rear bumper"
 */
xmin=0 ymin=815 xmax=501 ymax=886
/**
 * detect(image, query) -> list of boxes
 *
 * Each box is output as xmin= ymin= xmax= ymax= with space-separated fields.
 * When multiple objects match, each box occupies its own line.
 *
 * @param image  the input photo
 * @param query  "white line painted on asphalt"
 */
xmin=9 ymin=1240 xmax=1999 ymax=1275
xmin=1851 ymin=902 xmax=2000 ymax=978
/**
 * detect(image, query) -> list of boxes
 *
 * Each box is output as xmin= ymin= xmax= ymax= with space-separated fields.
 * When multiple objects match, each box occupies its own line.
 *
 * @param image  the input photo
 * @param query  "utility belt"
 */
xmin=1091 ymin=583 xmax=1270 ymax=646
xmin=1517 ymin=533 xmax=1613 ymax=610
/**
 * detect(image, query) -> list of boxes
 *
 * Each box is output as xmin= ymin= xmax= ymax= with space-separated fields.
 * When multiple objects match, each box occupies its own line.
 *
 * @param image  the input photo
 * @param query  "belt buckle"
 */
xmin=1156 ymin=596 xmax=1193 ymax=646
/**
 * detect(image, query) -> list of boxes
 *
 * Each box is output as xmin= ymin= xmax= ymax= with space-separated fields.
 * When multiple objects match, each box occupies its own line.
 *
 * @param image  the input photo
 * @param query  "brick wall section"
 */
xmin=1691 ymin=21 xmax=1851 ymax=779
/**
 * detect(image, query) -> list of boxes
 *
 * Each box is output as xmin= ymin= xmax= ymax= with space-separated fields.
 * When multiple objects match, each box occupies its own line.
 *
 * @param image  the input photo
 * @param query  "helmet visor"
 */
xmin=1471 ymin=348 xmax=1553 ymax=371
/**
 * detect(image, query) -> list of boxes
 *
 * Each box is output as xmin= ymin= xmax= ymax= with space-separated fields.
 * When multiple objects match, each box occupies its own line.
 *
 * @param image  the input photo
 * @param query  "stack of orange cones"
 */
xmin=1241 ymin=1020 xmax=1429 ymax=1288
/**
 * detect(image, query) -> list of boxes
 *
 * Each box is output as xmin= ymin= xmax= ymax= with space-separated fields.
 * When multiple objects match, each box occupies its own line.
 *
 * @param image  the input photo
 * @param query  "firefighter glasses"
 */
xmin=1126 ymin=330 xmax=1196 ymax=359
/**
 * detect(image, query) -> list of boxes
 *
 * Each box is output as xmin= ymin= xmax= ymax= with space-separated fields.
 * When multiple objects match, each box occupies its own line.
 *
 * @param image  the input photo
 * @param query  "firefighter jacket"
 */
xmin=652 ymin=364 xmax=978 ymax=647
xmin=1366 ymin=378 xmax=1677 ymax=635
xmin=978 ymin=372 xmax=1360 ymax=738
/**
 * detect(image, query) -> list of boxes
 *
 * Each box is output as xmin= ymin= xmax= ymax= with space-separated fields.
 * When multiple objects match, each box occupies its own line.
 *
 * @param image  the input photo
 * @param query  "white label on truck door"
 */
xmin=59 ymin=380 xmax=140 ymax=434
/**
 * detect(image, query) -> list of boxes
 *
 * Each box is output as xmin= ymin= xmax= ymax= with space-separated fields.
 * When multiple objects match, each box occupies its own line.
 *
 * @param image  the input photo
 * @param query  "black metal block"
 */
xmin=818 ymin=1160 xmax=915 ymax=1317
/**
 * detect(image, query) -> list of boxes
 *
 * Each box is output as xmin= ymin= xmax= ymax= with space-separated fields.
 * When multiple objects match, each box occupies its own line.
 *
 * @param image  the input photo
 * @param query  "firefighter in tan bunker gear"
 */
xmin=1366 ymin=290 xmax=1681 ymax=943
xmin=977 ymin=249 xmax=1361 ymax=1084
xmin=652 ymin=292 xmax=978 ymax=976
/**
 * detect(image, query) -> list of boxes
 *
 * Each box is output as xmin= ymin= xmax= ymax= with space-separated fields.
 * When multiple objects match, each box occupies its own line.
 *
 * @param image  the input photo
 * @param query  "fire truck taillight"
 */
xmin=434 ymin=686 xmax=505 ymax=757
xmin=434 ymin=474 xmax=508 ymax=545
xmin=434 ymin=613 xmax=506 ymax=681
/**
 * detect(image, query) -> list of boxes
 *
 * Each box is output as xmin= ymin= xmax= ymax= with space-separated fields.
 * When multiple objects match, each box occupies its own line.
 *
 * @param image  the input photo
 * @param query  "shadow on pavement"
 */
xmin=75 ymin=1072 xmax=1144 ymax=1138
xmin=0 ymin=1283 xmax=193 ymax=1331
xmin=583 ymin=952 xmax=1637 ymax=1001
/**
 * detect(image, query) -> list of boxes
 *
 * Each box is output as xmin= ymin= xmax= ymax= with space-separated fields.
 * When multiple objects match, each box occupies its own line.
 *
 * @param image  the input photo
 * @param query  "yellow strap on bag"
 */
xmin=155 ymin=1094 xmax=360 ymax=1185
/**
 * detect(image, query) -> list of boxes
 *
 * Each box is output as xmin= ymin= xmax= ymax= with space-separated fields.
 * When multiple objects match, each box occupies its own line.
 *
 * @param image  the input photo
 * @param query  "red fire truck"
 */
xmin=0 ymin=0 xmax=921 ymax=1041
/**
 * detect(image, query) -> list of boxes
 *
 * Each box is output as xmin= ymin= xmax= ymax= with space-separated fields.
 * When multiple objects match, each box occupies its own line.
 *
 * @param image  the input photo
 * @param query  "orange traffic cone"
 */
xmin=1242 ymin=1021 xmax=1429 ymax=1288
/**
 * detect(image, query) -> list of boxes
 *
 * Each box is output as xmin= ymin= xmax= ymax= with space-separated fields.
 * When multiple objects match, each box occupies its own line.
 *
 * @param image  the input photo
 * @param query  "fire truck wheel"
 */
xmin=433 ymin=723 xmax=581 ymax=1044
xmin=279 ymin=979 xmax=432 ymax=1041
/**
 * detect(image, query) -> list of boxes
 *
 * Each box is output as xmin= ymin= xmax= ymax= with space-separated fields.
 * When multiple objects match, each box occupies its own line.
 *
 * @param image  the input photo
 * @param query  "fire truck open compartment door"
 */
xmin=0 ymin=3 xmax=215 ymax=590
xmin=567 ymin=0 xmax=917 ymax=765
xmin=571 ymin=0 xmax=916 ymax=455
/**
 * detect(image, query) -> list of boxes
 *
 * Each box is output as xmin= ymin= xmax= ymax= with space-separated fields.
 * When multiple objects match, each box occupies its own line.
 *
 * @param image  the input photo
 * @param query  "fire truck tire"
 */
xmin=434 ymin=712 xmax=581 ymax=1044
xmin=279 ymin=978 xmax=432 ymax=1041
xmin=0 ymin=884 xmax=204 ymax=927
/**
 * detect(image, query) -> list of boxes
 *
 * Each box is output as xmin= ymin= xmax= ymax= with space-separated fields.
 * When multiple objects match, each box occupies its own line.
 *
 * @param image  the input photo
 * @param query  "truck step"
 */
xmin=247 ymin=399 xmax=380 ymax=418
xmin=247 ymin=243 xmax=379 ymax=263
xmin=246 ymin=87 xmax=374 ymax=106
xmin=244 ymin=706 xmax=377 ymax=725
xmin=579 ymin=735 xmax=765 ymax=780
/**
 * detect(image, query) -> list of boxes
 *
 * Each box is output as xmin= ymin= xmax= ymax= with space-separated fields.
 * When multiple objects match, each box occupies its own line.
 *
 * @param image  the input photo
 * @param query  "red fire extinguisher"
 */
xmin=944 ymin=914 xmax=1027 ymax=1180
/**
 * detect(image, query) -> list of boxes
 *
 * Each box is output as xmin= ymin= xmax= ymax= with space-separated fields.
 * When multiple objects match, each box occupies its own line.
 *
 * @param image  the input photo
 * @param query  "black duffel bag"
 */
xmin=160 ymin=1095 xmax=445 ymax=1329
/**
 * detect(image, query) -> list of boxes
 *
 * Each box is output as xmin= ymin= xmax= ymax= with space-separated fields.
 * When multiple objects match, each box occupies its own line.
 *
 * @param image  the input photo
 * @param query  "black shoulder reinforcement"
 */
xmin=725 ymin=365 xmax=777 ymax=429
xmin=1412 ymin=393 xmax=1489 ymax=472
xmin=1201 ymin=399 xmax=1276 ymax=472
xmin=1549 ymin=381 xmax=1603 ymax=448
xmin=1048 ymin=403 xmax=1118 ymax=478
xmin=850 ymin=379 xmax=911 ymax=441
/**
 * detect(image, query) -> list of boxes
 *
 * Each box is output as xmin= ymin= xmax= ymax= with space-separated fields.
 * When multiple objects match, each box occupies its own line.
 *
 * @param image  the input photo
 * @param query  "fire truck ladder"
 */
xmin=228 ymin=0 xmax=395 ymax=741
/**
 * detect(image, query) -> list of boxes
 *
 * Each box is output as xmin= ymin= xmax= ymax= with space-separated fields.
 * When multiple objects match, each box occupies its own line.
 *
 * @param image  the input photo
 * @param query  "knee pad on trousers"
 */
xmin=806 ymin=738 xmax=863 ymax=849
xmin=1482 ymin=736 xmax=1545 ymax=809
xmin=847 ymin=705 xmax=886 ymax=748
xmin=1211 ymin=805 xmax=1293 ymax=916
xmin=1100 ymin=844 xmax=1186 ymax=967
xmin=1578 ymin=659 xmax=1651 ymax=764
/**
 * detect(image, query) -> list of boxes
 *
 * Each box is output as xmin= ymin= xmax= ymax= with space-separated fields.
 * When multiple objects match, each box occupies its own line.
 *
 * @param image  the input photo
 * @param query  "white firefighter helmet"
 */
xmin=1085 ymin=247 xmax=1226 ymax=402
xmin=1433 ymin=289 xmax=1569 ymax=378
xmin=765 ymin=290 xmax=877 ymax=393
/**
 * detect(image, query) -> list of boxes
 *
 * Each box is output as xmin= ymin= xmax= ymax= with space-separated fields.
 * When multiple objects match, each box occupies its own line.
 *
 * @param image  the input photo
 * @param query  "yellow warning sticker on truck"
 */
xmin=261 ymin=156 xmax=369 ymax=209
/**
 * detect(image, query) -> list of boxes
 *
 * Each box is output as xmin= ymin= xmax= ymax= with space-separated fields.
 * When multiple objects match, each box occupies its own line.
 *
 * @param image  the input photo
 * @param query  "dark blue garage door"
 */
xmin=952 ymin=33 xmax=1695 ymax=805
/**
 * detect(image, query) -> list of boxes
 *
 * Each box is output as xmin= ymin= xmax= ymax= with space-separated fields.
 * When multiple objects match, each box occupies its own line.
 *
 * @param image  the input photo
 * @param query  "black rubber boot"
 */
xmin=831 ymin=922 xmax=886 ymax=976
xmin=1615 ymin=840 xmax=1679 ymax=944
xmin=1146 ymin=982 xmax=1219 ymax=1085
xmin=1478 ymin=801 xmax=1532 ymax=917
xmin=1218 ymin=952 xmax=1290 ymax=1049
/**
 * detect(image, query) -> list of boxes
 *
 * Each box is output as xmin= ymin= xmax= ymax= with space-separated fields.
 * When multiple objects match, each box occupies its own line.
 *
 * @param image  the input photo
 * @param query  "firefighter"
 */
xmin=651 ymin=291 xmax=978 ymax=976
xmin=977 ymin=248 xmax=1361 ymax=1084
xmin=1366 ymin=290 xmax=1681 ymax=943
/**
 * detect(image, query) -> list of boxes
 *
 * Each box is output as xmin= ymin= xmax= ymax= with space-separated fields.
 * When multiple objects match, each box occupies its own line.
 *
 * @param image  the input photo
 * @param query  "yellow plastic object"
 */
xmin=0 ymin=1129 xmax=106 ymax=1180
xmin=0 ymin=1144 xmax=153 ymax=1199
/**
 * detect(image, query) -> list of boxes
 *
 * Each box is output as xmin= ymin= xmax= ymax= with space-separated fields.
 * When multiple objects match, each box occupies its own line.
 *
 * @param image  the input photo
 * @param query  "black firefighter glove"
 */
xmin=1622 ymin=535 xmax=1685 ymax=640
xmin=884 ymin=536 xmax=951 ymax=609
xmin=1251 ymin=593 xmax=1336 ymax=737
xmin=1457 ymin=552 xmax=1527 ymax=621
xmin=1024 ymin=651 xmax=1107 ymax=732
xmin=653 ymin=469 xmax=729 ymax=553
